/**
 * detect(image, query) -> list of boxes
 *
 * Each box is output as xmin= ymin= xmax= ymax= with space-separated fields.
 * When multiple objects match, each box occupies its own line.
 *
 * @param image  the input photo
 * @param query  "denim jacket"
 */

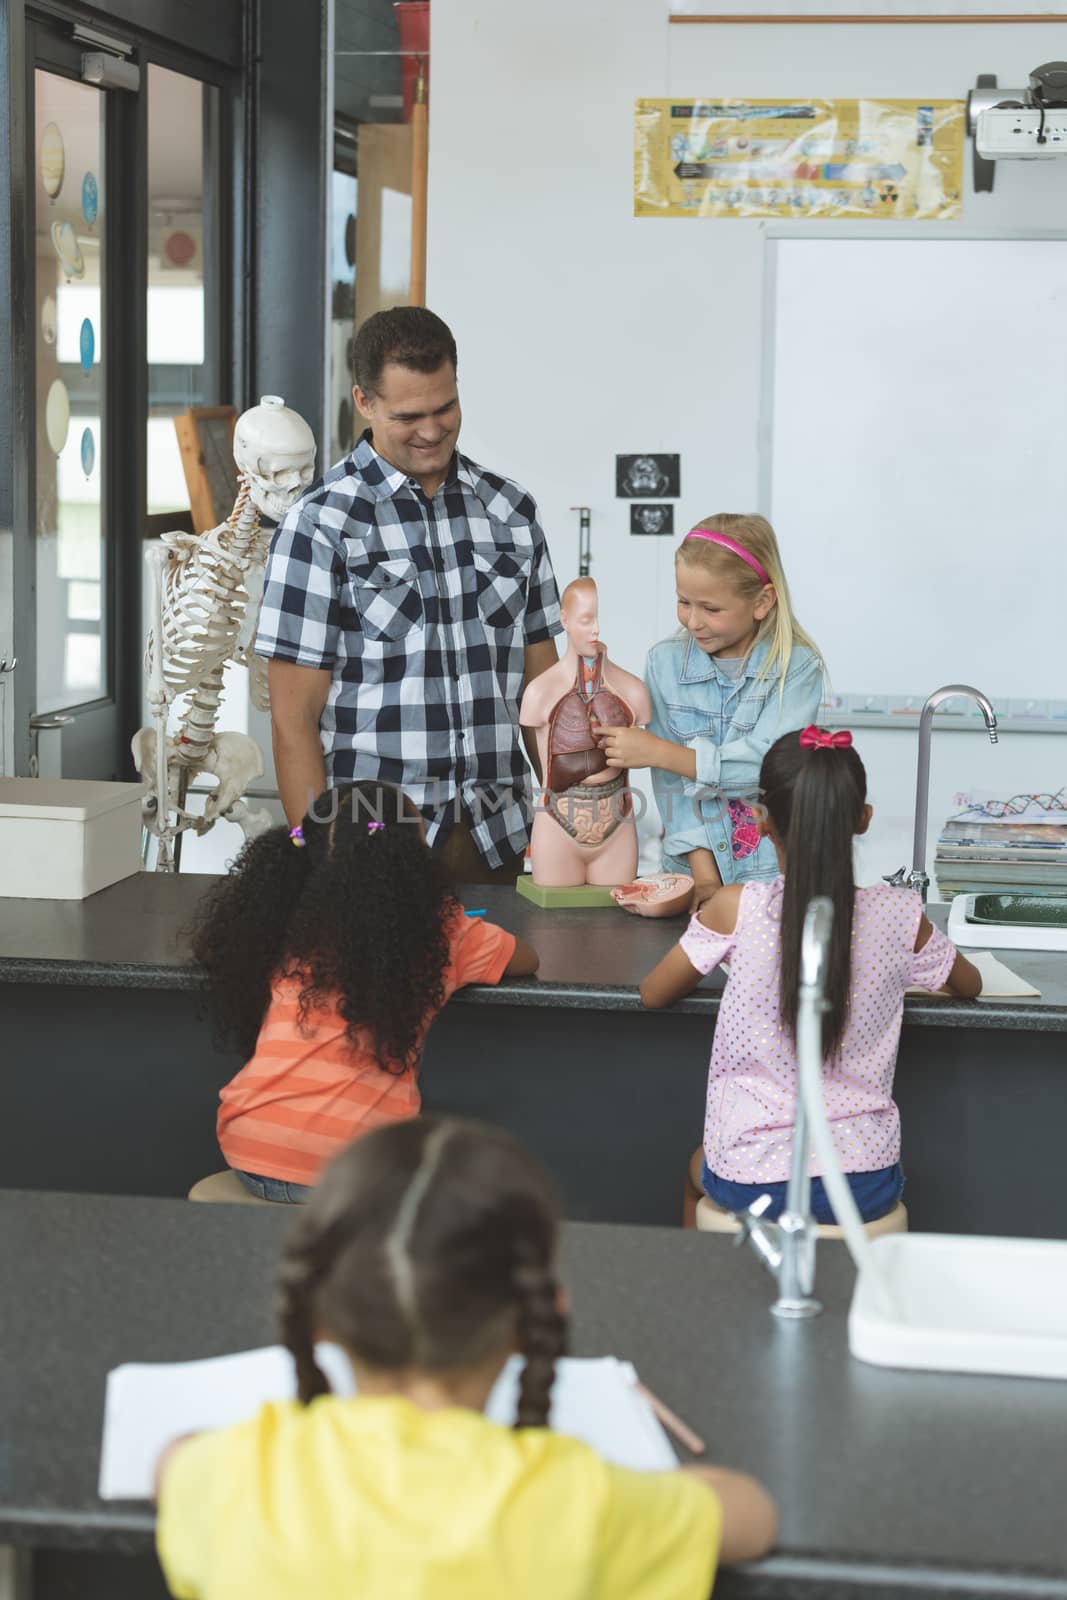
xmin=646 ymin=634 xmax=824 ymax=883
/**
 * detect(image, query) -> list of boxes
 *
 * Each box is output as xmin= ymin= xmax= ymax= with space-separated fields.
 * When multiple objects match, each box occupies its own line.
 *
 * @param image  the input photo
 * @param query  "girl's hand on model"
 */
xmin=591 ymin=723 xmax=665 ymax=771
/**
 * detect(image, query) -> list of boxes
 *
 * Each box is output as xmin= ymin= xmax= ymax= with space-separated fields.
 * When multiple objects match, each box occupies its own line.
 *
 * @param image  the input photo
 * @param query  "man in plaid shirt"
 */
xmin=256 ymin=307 xmax=562 ymax=884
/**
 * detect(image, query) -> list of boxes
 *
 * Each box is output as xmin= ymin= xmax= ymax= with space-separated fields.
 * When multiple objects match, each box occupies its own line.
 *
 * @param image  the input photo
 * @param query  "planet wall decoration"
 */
xmin=40 ymin=122 xmax=65 ymax=200
xmin=41 ymin=295 xmax=57 ymax=346
xmin=81 ymin=171 xmax=98 ymax=228
xmin=45 ymin=380 xmax=70 ymax=456
xmin=80 ymin=426 xmax=95 ymax=479
xmin=51 ymin=220 xmax=84 ymax=280
xmin=79 ymin=318 xmax=95 ymax=373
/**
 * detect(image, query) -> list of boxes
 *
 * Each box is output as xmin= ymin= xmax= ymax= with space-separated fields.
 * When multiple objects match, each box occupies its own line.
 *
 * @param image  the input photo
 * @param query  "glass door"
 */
xmin=33 ymin=69 xmax=108 ymax=737
xmin=21 ymin=18 xmax=135 ymax=781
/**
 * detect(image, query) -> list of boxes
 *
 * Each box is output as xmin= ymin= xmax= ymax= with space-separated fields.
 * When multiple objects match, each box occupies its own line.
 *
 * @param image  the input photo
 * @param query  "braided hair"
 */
xmin=276 ymin=1117 xmax=568 ymax=1428
xmin=189 ymin=781 xmax=457 ymax=1068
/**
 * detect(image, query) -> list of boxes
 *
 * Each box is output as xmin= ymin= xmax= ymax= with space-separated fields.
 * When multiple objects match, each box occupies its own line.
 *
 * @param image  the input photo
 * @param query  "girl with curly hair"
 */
xmin=157 ymin=1116 xmax=777 ymax=1599
xmin=190 ymin=780 xmax=538 ymax=1202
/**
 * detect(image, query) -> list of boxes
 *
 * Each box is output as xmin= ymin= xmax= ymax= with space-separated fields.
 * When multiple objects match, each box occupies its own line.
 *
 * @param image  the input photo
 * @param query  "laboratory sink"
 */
xmin=850 ymin=1232 xmax=1067 ymax=1381
xmin=947 ymin=893 xmax=1067 ymax=952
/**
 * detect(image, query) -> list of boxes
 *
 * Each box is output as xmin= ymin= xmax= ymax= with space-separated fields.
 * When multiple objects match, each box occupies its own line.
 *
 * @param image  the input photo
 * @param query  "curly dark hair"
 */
xmin=277 ymin=1116 xmax=568 ymax=1429
xmin=351 ymin=306 xmax=457 ymax=398
xmin=189 ymin=781 xmax=458 ymax=1070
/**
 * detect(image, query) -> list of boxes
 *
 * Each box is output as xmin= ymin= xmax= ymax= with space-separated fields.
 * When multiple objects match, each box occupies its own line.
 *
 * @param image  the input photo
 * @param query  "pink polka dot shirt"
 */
xmin=680 ymin=878 xmax=958 ymax=1183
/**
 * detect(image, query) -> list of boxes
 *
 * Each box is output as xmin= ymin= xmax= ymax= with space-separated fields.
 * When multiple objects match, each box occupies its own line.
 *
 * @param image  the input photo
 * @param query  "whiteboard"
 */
xmin=764 ymin=236 xmax=1067 ymax=716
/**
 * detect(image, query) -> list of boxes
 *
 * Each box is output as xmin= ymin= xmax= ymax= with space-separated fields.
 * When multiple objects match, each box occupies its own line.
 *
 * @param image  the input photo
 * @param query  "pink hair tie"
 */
xmin=289 ymin=825 xmax=306 ymax=848
xmin=684 ymin=528 xmax=772 ymax=588
xmin=367 ymin=821 xmax=385 ymax=834
xmin=799 ymin=726 xmax=853 ymax=751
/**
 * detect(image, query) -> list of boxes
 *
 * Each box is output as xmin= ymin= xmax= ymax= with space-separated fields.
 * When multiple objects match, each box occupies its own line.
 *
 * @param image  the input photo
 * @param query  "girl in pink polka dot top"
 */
xmin=640 ymin=727 xmax=982 ymax=1226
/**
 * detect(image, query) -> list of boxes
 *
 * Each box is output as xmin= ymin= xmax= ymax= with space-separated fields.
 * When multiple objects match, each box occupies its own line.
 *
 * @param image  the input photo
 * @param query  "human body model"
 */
xmin=611 ymin=872 xmax=694 ymax=918
xmin=520 ymin=579 xmax=652 ymax=888
xmin=157 ymin=1117 xmax=777 ymax=1597
xmin=132 ymin=396 xmax=316 ymax=870
xmin=640 ymin=729 xmax=982 ymax=1227
xmin=595 ymin=515 xmax=823 ymax=899
xmin=189 ymin=780 xmax=538 ymax=1201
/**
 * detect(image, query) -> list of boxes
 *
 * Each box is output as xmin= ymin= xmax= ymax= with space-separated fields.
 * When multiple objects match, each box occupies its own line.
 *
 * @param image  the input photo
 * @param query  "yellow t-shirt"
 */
xmin=157 ymin=1394 xmax=721 ymax=1600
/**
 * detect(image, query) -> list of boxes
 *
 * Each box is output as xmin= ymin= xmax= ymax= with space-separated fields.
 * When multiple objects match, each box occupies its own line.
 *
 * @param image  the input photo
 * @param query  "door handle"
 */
xmin=0 ymin=658 xmax=13 ymax=777
xmin=28 ymin=710 xmax=74 ymax=779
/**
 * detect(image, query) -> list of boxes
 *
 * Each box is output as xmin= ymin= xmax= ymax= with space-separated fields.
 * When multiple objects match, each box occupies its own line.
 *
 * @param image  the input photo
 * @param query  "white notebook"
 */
xmin=98 ymin=1345 xmax=677 ymax=1500
xmin=907 ymin=950 xmax=1041 ymax=1000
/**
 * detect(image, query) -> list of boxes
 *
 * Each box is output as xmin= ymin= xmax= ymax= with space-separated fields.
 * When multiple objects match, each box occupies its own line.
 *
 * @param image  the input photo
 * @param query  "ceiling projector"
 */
xmin=975 ymin=62 xmax=1067 ymax=160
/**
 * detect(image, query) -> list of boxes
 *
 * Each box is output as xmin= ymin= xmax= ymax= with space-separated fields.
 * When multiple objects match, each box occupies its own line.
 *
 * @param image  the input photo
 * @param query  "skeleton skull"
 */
xmin=233 ymin=395 xmax=317 ymax=523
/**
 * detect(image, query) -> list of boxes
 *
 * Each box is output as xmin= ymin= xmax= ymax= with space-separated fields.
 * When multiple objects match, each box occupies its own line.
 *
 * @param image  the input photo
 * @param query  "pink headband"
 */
xmin=684 ymin=528 xmax=772 ymax=588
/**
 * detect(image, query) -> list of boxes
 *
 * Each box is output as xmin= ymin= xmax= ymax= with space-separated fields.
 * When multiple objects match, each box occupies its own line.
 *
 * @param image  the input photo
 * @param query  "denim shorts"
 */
xmin=232 ymin=1168 xmax=314 ymax=1204
xmin=702 ymin=1159 xmax=904 ymax=1225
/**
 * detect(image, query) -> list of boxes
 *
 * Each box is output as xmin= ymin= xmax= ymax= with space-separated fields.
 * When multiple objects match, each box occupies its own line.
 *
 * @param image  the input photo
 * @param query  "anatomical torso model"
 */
xmin=520 ymin=578 xmax=652 ymax=887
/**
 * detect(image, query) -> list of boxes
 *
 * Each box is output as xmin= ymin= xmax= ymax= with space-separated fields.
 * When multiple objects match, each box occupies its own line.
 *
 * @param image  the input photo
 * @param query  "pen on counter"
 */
xmin=634 ymin=1381 xmax=707 ymax=1456
xmin=464 ymin=909 xmax=487 ymax=917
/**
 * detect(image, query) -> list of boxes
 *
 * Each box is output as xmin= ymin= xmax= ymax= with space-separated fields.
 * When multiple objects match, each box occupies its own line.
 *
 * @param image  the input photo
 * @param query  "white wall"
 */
xmin=428 ymin=2 xmax=1067 ymax=890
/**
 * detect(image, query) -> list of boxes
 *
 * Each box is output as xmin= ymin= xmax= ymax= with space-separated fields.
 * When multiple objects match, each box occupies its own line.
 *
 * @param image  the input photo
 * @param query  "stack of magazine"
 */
xmin=934 ymin=789 xmax=1067 ymax=901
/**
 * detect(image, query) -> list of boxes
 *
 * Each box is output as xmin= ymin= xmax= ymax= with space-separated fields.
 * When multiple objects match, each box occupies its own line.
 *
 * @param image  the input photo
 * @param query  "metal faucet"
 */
xmin=885 ymin=685 xmax=998 ymax=903
xmin=735 ymin=899 xmax=834 ymax=1320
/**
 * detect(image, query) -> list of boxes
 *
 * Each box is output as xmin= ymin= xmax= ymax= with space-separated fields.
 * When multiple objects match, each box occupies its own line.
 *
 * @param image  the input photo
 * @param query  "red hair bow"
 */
xmin=799 ymin=725 xmax=853 ymax=751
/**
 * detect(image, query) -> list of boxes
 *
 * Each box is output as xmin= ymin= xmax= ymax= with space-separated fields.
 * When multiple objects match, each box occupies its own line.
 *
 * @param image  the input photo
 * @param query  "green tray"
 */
xmin=969 ymin=894 xmax=1067 ymax=928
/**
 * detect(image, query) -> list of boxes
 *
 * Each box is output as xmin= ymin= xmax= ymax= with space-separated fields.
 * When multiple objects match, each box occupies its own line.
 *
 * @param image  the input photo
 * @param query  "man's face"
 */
xmin=353 ymin=360 xmax=461 ymax=492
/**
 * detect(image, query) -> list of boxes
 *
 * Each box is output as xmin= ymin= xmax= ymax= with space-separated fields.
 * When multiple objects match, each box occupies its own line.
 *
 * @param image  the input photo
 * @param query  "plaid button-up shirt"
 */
xmin=255 ymin=434 xmax=562 ymax=867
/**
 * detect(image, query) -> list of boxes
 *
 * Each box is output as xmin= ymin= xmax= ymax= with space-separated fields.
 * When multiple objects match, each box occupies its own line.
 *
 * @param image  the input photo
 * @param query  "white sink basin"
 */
xmin=850 ymin=1232 xmax=1067 ymax=1380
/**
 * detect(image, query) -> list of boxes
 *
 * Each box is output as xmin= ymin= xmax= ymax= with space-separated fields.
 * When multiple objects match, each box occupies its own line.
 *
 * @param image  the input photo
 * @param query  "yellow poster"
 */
xmin=634 ymin=98 xmax=964 ymax=220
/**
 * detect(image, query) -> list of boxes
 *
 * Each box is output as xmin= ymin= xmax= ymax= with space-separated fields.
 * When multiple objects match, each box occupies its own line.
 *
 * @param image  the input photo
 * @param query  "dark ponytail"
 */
xmin=760 ymin=730 xmax=868 ymax=1059
xmin=277 ymin=1117 xmax=567 ymax=1429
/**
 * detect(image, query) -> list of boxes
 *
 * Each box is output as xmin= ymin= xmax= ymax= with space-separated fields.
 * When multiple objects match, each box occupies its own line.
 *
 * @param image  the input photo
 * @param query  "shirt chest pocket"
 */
xmin=666 ymin=703 xmax=721 ymax=743
xmin=470 ymin=543 xmax=531 ymax=631
xmin=347 ymin=553 xmax=424 ymax=644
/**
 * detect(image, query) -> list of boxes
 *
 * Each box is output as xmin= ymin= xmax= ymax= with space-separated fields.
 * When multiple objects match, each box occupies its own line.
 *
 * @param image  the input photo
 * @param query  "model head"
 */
xmin=351 ymin=307 xmax=461 ymax=489
xmin=560 ymin=577 xmax=600 ymax=657
xmin=759 ymin=729 xmax=871 ymax=1058
xmin=675 ymin=513 xmax=821 ymax=683
xmin=189 ymin=780 xmax=457 ymax=1070
xmin=277 ymin=1116 xmax=567 ymax=1427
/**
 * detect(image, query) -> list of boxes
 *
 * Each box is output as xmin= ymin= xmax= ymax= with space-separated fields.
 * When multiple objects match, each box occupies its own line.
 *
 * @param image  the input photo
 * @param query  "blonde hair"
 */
xmin=675 ymin=512 xmax=822 ymax=692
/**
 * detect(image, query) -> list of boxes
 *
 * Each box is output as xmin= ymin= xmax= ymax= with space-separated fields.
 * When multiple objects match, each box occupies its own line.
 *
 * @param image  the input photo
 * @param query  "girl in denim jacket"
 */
xmin=596 ymin=514 xmax=824 ymax=892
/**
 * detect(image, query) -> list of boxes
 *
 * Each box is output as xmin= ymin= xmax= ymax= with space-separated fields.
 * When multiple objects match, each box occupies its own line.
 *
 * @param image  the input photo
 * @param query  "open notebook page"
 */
xmin=906 ymin=950 xmax=1041 ymax=999
xmin=98 ymin=1345 xmax=677 ymax=1500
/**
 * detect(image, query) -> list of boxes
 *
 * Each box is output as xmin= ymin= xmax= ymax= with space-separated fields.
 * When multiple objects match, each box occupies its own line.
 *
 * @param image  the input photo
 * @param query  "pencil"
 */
xmin=634 ymin=1381 xmax=706 ymax=1456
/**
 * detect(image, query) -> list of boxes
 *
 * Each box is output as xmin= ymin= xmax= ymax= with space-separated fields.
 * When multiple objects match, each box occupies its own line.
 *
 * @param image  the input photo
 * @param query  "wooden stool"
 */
xmin=696 ymin=1196 xmax=908 ymax=1240
xmin=188 ymin=1170 xmax=271 ymax=1205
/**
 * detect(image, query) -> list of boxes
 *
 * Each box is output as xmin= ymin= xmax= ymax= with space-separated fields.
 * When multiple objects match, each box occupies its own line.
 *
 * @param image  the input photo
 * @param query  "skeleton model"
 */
xmin=132 ymin=395 xmax=316 ymax=871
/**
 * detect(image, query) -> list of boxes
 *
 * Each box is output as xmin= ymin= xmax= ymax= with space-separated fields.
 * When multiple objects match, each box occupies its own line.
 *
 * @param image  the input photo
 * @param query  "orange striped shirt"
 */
xmin=217 ymin=913 xmax=516 ymax=1185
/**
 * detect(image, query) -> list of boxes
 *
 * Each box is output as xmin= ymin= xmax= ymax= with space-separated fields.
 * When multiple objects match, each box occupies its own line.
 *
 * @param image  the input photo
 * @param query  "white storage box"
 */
xmin=0 ymin=778 xmax=143 ymax=900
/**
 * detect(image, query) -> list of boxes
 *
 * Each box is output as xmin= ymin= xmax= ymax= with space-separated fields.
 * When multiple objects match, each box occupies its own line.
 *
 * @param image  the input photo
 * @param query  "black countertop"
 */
xmin=1 ymin=873 xmax=1065 ymax=1031
xmin=1 ymin=1188 xmax=1065 ymax=1598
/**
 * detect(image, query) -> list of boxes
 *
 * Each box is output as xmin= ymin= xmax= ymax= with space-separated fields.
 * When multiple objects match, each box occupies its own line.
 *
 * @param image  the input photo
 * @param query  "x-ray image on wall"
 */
xmin=616 ymin=453 xmax=680 ymax=498
xmin=630 ymin=504 xmax=674 ymax=536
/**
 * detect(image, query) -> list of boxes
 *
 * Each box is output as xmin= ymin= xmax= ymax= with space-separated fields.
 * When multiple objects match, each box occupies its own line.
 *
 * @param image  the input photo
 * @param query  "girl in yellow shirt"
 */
xmin=156 ymin=1116 xmax=777 ymax=1600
